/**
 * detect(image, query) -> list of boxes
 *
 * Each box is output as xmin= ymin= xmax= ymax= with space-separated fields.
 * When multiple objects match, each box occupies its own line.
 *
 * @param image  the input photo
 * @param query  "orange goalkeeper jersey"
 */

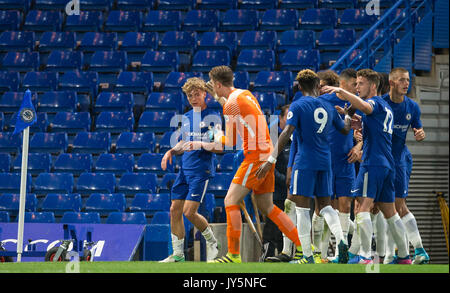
xmin=221 ymin=88 xmax=273 ymax=162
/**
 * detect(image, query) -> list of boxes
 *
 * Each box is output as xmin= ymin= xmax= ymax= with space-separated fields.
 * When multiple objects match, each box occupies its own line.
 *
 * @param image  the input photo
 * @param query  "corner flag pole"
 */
xmin=16 ymin=126 xmax=30 ymax=262
xmin=13 ymin=89 xmax=37 ymax=263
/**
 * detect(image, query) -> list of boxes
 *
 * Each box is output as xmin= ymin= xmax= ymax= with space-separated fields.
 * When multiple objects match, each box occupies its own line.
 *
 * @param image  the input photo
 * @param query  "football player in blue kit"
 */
xmin=160 ymin=77 xmax=222 ymax=262
xmin=382 ymin=67 xmax=429 ymax=264
xmin=322 ymin=69 xmax=412 ymax=264
xmin=256 ymin=69 xmax=353 ymax=264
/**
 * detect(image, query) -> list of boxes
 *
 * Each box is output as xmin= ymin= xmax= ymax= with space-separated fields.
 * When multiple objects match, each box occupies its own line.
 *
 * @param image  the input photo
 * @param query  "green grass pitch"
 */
xmin=0 ymin=261 xmax=448 ymax=273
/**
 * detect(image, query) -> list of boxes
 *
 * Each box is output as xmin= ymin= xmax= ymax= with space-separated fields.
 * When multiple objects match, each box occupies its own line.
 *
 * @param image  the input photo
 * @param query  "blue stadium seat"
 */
xmin=317 ymin=29 xmax=355 ymax=50
xmin=206 ymin=172 xmax=233 ymax=197
xmin=279 ymin=49 xmax=321 ymax=71
xmin=191 ymin=50 xmax=231 ymax=72
xmin=115 ymin=71 xmax=153 ymax=94
xmin=151 ymin=211 xmax=170 ymax=224
xmin=0 ymin=193 xmax=37 ymax=216
xmin=22 ymin=71 xmax=58 ymax=92
xmin=1 ymin=51 xmax=39 ymax=72
xmin=53 ymin=153 xmax=93 ymax=175
xmin=94 ymin=153 xmax=134 ymax=174
xmin=279 ymin=0 xmax=317 ymax=8
xmin=58 ymin=71 xmax=99 ymax=96
xmin=163 ymin=72 xmax=203 ymax=92
xmin=24 ymin=211 xmax=55 ymax=223
xmin=277 ymin=30 xmax=316 ymax=51
xmin=0 ymin=31 xmax=35 ymax=52
xmin=157 ymin=0 xmax=194 ymax=10
xmin=61 ymin=211 xmax=101 ymax=224
xmin=79 ymin=32 xmax=118 ymax=52
xmin=38 ymin=32 xmax=76 ymax=52
xmin=89 ymin=51 xmax=127 ymax=73
xmin=0 ymin=211 xmax=10 ymax=222
xmin=182 ymin=10 xmax=218 ymax=32
xmin=121 ymin=32 xmax=159 ymax=52
xmin=34 ymin=173 xmax=74 ymax=194
xmin=29 ymin=132 xmax=68 ymax=153
xmin=72 ymin=132 xmax=110 ymax=154
xmin=320 ymin=0 xmax=355 ymax=9
xmin=38 ymin=91 xmax=77 ymax=112
xmin=339 ymin=8 xmax=378 ymax=30
xmin=159 ymin=31 xmax=197 ymax=53
xmin=115 ymin=132 xmax=155 ymax=154
xmin=240 ymin=0 xmax=276 ymax=9
xmin=253 ymin=71 xmax=293 ymax=96
xmin=157 ymin=130 xmax=179 ymax=153
xmin=65 ymin=11 xmax=103 ymax=32
xmin=0 ymin=10 xmax=21 ymax=31
xmin=79 ymin=0 xmax=112 ymax=10
xmin=129 ymin=193 xmax=170 ymax=216
xmin=0 ymin=173 xmax=32 ymax=193
xmin=45 ymin=50 xmax=83 ymax=72
xmin=136 ymin=153 xmax=173 ymax=174
xmin=0 ymin=132 xmax=22 ymax=153
xmin=84 ymin=193 xmax=126 ymax=215
xmin=260 ymin=9 xmax=299 ymax=31
xmin=238 ymin=31 xmax=277 ymax=51
xmin=158 ymin=173 xmax=177 ymax=193
xmin=116 ymin=173 xmax=158 ymax=194
xmin=0 ymin=153 xmax=10 ymax=172
xmin=95 ymin=111 xmax=134 ymax=133
xmin=12 ymin=152 xmax=51 ymax=174
xmin=117 ymin=0 xmax=154 ymax=10
xmin=94 ymin=92 xmax=134 ymax=113
xmin=0 ymin=112 xmax=3 ymax=130
xmin=146 ymin=92 xmax=183 ymax=113
xmin=0 ymin=71 xmax=20 ymax=92
xmin=236 ymin=49 xmax=275 ymax=72
xmin=41 ymin=193 xmax=82 ymax=216
xmin=0 ymin=0 xmax=30 ymax=10
xmin=76 ymin=172 xmax=116 ymax=194
xmin=337 ymin=48 xmax=371 ymax=68
xmin=137 ymin=111 xmax=179 ymax=133
xmin=23 ymin=10 xmax=62 ymax=31
xmin=217 ymin=153 xmax=234 ymax=172
xmin=34 ymin=0 xmax=68 ymax=9
xmin=300 ymin=8 xmax=337 ymax=30
xmin=105 ymin=10 xmax=142 ymax=32
xmin=198 ymin=0 xmax=236 ymax=10
xmin=197 ymin=32 xmax=237 ymax=55
xmin=253 ymin=92 xmax=277 ymax=114
xmin=0 ymin=91 xmax=37 ymax=113
xmin=140 ymin=51 xmax=180 ymax=72
xmin=143 ymin=10 xmax=182 ymax=32
xmin=233 ymin=71 xmax=250 ymax=89
xmin=105 ymin=212 xmax=146 ymax=224
xmin=50 ymin=111 xmax=91 ymax=133
xmin=220 ymin=9 xmax=258 ymax=31
xmin=30 ymin=112 xmax=49 ymax=133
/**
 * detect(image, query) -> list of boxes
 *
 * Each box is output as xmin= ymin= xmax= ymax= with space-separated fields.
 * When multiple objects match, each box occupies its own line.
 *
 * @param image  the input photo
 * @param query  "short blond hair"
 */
xmin=181 ymin=77 xmax=207 ymax=95
xmin=389 ymin=67 xmax=409 ymax=81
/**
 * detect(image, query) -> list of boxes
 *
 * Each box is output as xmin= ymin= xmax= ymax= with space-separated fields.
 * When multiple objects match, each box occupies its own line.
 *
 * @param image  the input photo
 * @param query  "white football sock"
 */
xmin=338 ymin=211 xmax=351 ymax=243
xmin=348 ymin=218 xmax=355 ymax=235
xmin=320 ymin=222 xmax=331 ymax=257
xmin=171 ymin=233 xmax=184 ymax=256
xmin=386 ymin=213 xmax=409 ymax=258
xmin=296 ymin=207 xmax=312 ymax=257
xmin=356 ymin=212 xmax=373 ymax=259
xmin=385 ymin=227 xmax=396 ymax=263
xmin=320 ymin=205 xmax=346 ymax=245
xmin=374 ymin=212 xmax=387 ymax=258
xmin=201 ymin=226 xmax=217 ymax=244
xmin=401 ymin=212 xmax=423 ymax=250
xmin=282 ymin=199 xmax=296 ymax=255
xmin=312 ymin=212 xmax=324 ymax=252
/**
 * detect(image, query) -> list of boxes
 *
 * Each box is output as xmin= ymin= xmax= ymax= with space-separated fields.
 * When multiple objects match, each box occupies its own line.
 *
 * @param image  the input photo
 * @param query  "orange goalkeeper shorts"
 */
xmin=232 ymin=159 xmax=275 ymax=195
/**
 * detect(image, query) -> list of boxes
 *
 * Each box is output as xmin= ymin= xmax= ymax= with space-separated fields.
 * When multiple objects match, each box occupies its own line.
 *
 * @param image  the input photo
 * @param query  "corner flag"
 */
xmin=13 ymin=89 xmax=37 ymax=135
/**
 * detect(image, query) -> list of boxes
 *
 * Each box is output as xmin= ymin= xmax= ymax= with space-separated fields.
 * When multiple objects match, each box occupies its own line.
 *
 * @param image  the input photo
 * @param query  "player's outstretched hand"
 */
xmin=205 ymin=81 xmax=216 ymax=97
xmin=347 ymin=144 xmax=363 ymax=163
xmin=413 ymin=128 xmax=426 ymax=141
xmin=351 ymin=114 xmax=362 ymax=130
xmin=322 ymin=85 xmax=341 ymax=95
xmin=255 ymin=161 xmax=272 ymax=180
xmin=161 ymin=150 xmax=172 ymax=171
xmin=182 ymin=141 xmax=202 ymax=152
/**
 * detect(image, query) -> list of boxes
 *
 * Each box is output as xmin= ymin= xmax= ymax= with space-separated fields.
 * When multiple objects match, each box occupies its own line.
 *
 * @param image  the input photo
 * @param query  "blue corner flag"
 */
xmin=13 ymin=90 xmax=37 ymax=135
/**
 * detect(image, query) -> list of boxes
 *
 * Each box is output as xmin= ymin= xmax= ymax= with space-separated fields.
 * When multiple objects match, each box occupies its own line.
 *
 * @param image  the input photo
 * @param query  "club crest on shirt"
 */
xmin=406 ymin=113 xmax=411 ymax=120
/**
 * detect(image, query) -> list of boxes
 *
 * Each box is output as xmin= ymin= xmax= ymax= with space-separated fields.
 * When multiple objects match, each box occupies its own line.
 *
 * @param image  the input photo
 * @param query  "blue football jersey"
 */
xmin=180 ymin=107 xmax=221 ymax=177
xmin=318 ymin=93 xmax=354 ymax=168
xmin=360 ymin=96 xmax=395 ymax=170
xmin=286 ymin=96 xmax=345 ymax=171
xmin=383 ymin=94 xmax=422 ymax=166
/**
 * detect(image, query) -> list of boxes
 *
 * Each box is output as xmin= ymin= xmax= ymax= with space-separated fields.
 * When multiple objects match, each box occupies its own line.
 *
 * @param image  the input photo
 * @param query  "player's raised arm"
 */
xmin=255 ymin=124 xmax=295 ymax=180
xmin=322 ymin=86 xmax=373 ymax=115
